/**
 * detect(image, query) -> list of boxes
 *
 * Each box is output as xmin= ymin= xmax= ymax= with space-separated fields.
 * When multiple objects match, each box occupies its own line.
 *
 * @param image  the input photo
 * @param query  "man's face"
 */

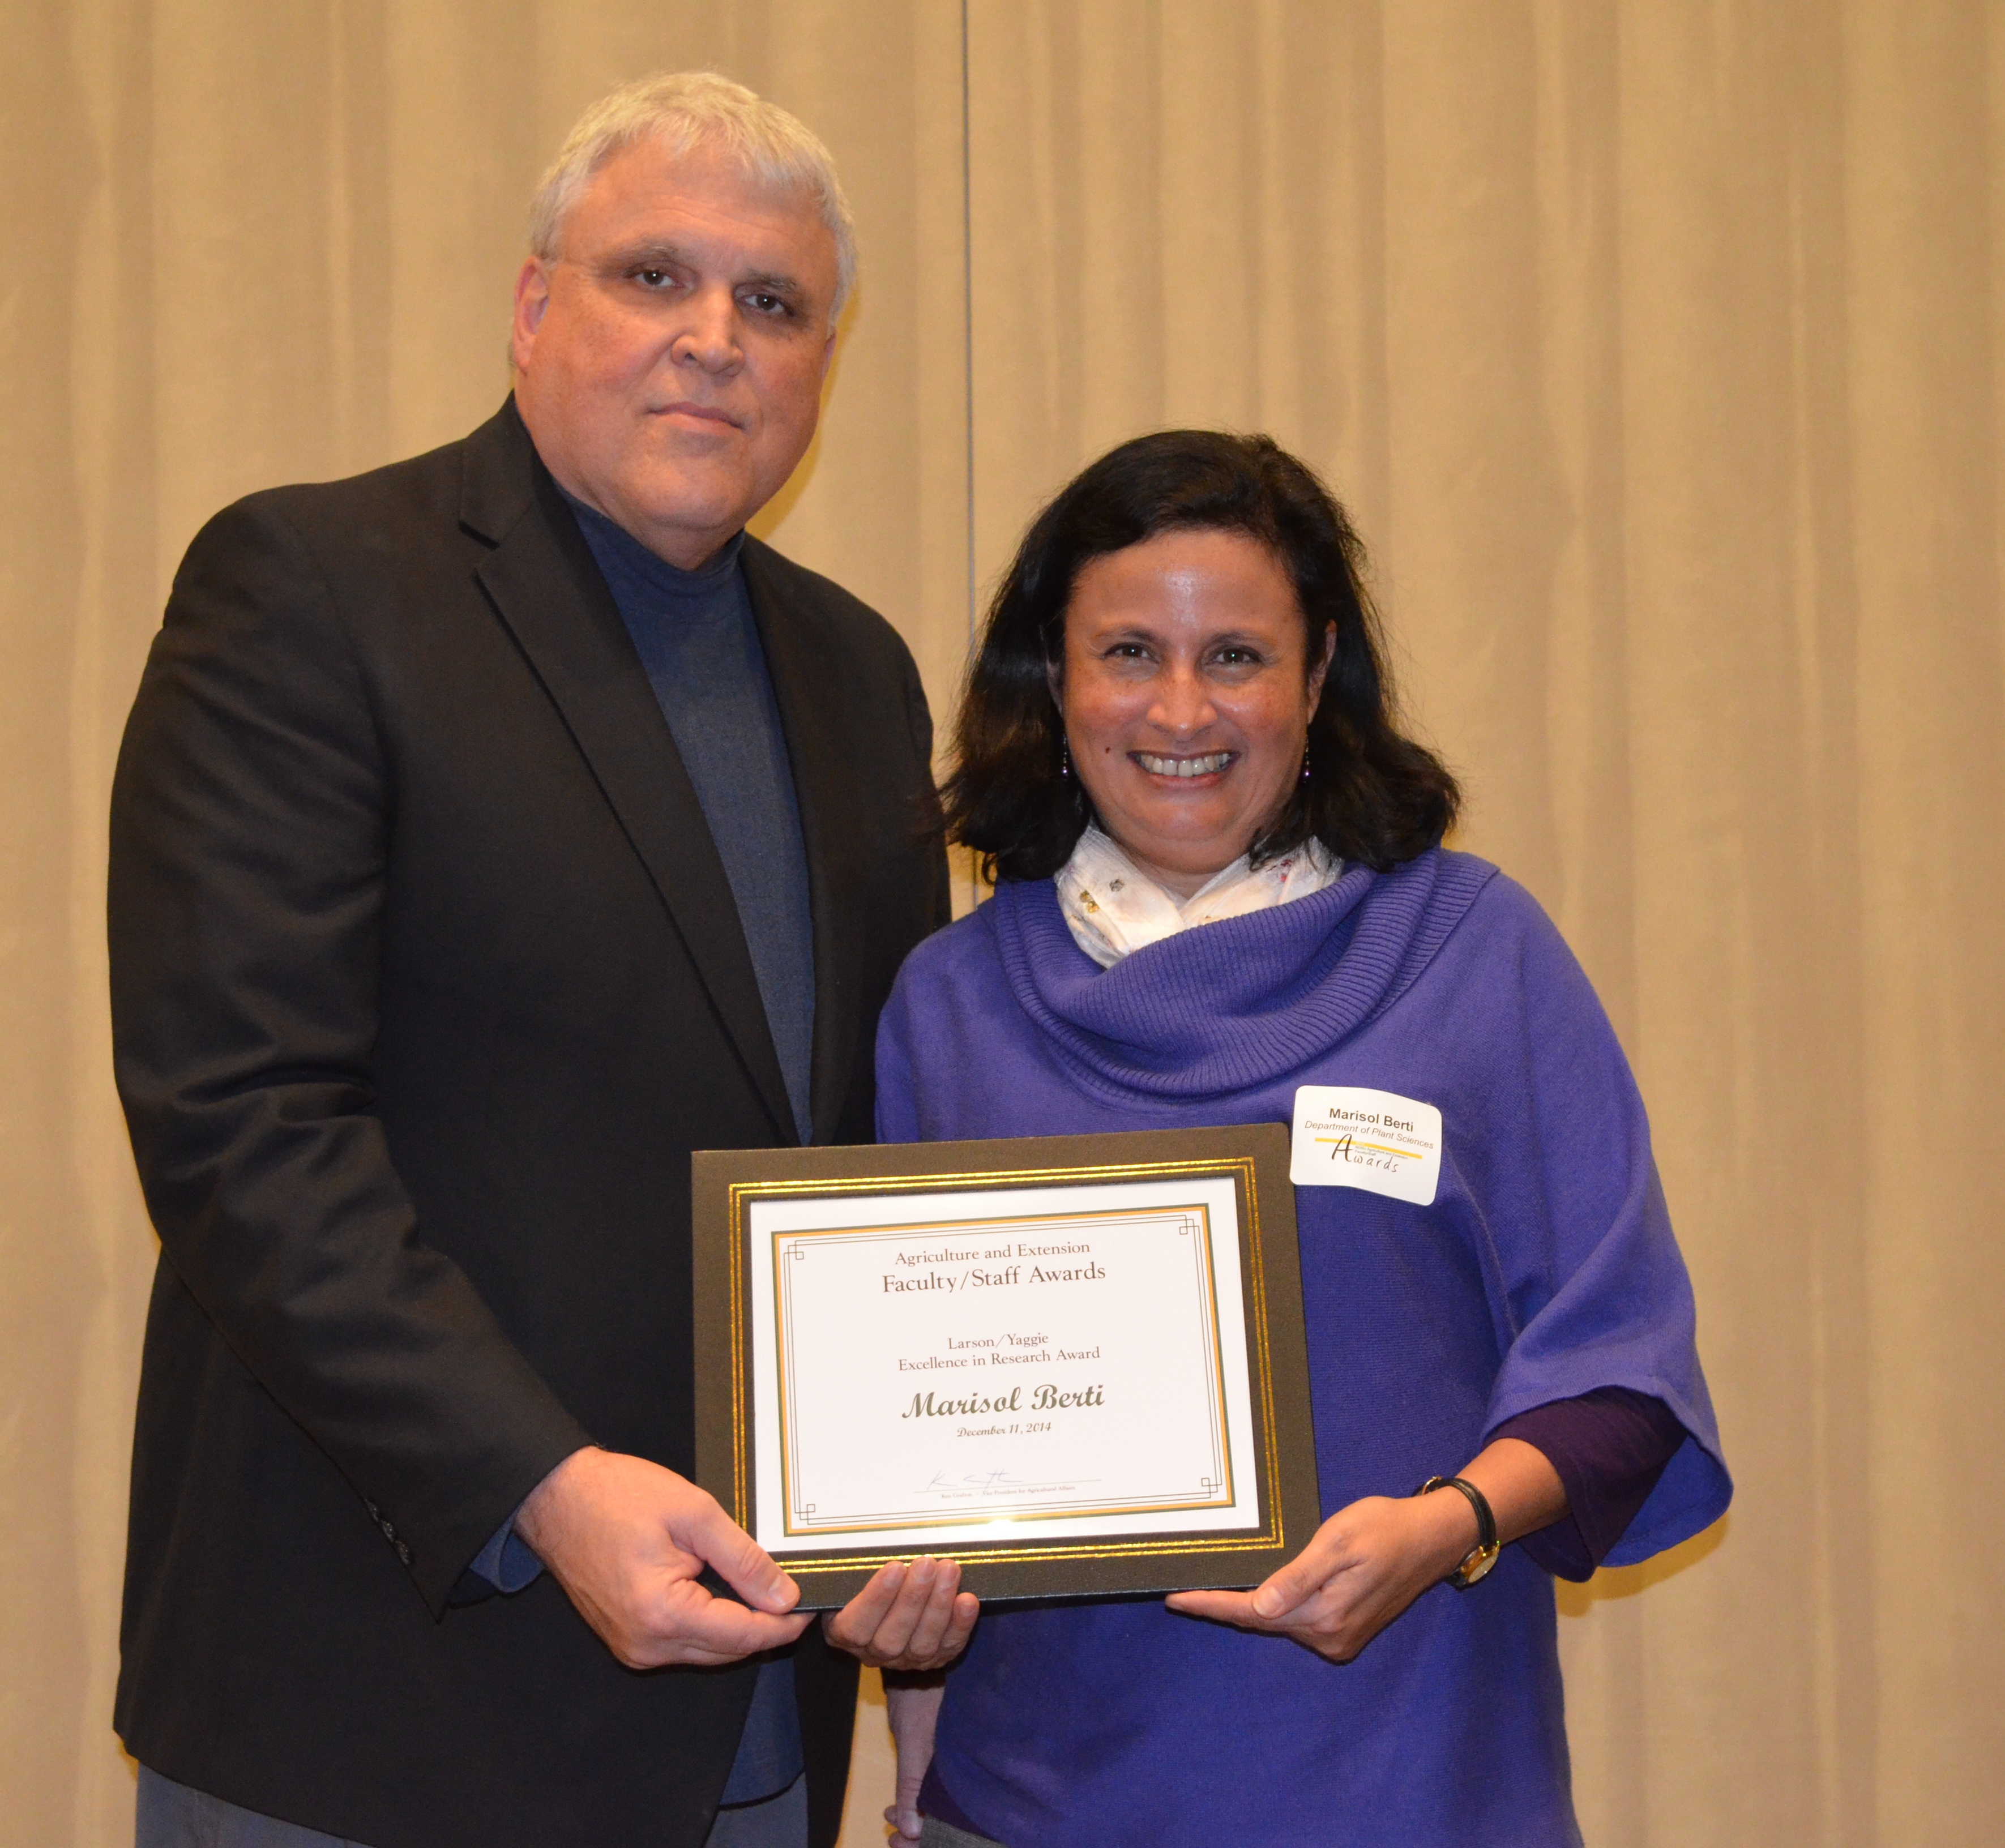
xmin=511 ymin=136 xmax=841 ymax=568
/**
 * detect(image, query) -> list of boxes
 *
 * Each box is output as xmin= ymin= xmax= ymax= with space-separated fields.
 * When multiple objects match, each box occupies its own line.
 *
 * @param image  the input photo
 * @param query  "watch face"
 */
xmin=1458 ymin=1543 xmax=1500 ymax=1586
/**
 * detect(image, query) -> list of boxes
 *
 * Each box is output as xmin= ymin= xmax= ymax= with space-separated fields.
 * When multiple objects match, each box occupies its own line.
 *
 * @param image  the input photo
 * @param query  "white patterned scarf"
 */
xmin=1054 ymin=824 xmax=1343 ymax=968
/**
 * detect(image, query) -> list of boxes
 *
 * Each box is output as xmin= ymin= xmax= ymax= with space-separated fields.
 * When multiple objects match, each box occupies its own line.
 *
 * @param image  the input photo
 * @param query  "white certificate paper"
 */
xmin=745 ymin=1174 xmax=1264 ymax=1554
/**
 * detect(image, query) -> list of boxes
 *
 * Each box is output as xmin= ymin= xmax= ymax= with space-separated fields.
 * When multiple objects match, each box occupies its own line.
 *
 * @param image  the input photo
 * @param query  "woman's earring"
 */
xmin=1062 ymin=738 xmax=1072 ymax=779
xmin=1301 ymin=746 xmax=1311 ymax=784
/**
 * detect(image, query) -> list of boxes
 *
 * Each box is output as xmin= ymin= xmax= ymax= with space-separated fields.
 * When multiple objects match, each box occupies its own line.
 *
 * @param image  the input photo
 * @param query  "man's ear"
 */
xmin=511 ymin=258 xmax=552 ymax=371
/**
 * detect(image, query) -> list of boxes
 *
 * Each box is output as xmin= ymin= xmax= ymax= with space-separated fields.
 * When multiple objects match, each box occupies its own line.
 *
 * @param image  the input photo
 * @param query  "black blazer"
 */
xmin=108 ymin=400 xmax=948 ymax=1848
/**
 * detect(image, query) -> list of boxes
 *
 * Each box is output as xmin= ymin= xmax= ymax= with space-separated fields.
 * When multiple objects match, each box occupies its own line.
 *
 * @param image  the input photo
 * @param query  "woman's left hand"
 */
xmin=823 ymin=1555 xmax=980 ymax=1670
xmin=1166 ymin=1489 xmax=1476 ymax=1662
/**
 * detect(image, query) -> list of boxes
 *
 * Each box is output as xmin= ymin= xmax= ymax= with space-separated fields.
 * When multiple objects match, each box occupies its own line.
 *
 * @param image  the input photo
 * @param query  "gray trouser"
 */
xmin=138 ymin=1765 xmax=807 ymax=1848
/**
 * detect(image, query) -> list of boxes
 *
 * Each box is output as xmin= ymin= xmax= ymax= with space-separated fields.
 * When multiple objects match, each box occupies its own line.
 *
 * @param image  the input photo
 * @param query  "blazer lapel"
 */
xmin=461 ymin=405 xmax=796 ymax=1143
xmin=742 ymin=541 xmax=870 ymax=1145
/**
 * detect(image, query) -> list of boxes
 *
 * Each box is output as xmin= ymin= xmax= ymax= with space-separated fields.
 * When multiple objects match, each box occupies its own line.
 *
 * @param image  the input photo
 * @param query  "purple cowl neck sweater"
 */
xmin=875 ymin=848 xmax=1730 ymax=1848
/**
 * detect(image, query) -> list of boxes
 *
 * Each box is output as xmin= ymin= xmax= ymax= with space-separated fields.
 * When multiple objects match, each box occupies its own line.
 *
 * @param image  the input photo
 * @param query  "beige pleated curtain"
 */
xmin=3 ymin=3 xmax=2002 ymax=1844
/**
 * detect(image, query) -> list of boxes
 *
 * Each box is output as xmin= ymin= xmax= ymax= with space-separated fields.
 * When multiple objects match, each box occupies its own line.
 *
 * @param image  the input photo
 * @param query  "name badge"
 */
xmin=1290 ymin=1085 xmax=1443 ymax=1205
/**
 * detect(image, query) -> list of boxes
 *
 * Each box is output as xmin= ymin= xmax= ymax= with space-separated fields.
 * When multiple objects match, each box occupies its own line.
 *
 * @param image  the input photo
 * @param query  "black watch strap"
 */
xmin=1415 ymin=1474 xmax=1500 ymax=1589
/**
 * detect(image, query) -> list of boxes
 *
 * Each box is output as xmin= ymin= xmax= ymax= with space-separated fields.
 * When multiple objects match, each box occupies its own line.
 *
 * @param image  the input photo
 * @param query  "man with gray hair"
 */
xmin=109 ymin=73 xmax=974 ymax=1848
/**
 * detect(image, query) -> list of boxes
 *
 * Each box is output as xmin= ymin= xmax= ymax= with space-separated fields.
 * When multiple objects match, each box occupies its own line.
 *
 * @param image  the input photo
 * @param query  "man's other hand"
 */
xmin=515 ymin=1447 xmax=810 ymax=1669
xmin=823 ymin=1557 xmax=978 ymax=1670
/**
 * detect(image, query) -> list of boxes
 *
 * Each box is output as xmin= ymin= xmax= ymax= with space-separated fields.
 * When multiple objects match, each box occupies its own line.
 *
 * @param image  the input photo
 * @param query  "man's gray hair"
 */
xmin=528 ymin=72 xmax=857 ymax=323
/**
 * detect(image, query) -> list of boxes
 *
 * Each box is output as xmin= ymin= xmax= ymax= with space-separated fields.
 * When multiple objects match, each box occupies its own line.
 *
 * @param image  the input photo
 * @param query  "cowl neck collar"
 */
xmin=983 ymin=848 xmax=1495 ymax=1104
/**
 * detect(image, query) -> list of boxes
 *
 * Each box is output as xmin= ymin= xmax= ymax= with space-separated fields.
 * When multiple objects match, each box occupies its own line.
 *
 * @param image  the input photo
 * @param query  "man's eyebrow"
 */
xmin=595 ymin=239 xmax=696 ymax=272
xmin=735 ymin=268 xmax=810 ymax=300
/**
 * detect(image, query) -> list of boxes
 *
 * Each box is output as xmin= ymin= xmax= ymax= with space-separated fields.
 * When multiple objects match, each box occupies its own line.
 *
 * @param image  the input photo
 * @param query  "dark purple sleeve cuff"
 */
xmin=1493 ymin=1387 xmax=1686 ymax=1581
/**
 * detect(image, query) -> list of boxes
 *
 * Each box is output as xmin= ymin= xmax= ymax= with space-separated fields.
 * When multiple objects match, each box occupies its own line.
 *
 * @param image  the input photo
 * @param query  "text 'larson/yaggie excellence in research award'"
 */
xmin=691 ymin=1126 xmax=1320 ymax=1605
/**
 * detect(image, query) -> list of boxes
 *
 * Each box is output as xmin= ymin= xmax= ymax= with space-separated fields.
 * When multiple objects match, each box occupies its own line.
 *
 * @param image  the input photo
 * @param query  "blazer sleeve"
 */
xmin=109 ymin=495 xmax=593 ymax=1616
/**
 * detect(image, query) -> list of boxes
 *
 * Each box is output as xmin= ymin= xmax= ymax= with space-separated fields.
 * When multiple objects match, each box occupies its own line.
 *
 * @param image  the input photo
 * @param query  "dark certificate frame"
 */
xmin=692 ymin=1123 xmax=1319 ymax=1607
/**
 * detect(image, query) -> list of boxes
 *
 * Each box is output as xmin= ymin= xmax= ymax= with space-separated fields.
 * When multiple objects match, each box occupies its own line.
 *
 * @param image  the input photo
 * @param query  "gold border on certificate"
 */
xmin=771 ymin=1203 xmax=1233 ymax=1536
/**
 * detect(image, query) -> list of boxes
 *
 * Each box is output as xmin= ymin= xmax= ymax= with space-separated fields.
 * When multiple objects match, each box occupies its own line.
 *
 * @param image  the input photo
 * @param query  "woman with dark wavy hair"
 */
xmin=943 ymin=430 xmax=1456 ymax=884
xmin=873 ymin=431 xmax=1729 ymax=1848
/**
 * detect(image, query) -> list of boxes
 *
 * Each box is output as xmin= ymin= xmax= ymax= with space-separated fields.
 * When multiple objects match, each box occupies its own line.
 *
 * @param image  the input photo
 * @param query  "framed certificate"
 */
xmin=691 ymin=1124 xmax=1319 ymax=1606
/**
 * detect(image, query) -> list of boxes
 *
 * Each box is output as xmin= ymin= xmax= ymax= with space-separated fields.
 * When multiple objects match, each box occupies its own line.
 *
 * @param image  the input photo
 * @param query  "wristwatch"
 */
xmin=1414 ymin=1475 xmax=1499 ymax=1589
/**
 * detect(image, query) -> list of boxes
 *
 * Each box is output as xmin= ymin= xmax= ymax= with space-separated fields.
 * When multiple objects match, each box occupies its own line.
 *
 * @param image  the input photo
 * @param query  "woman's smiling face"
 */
xmin=1055 ymin=527 xmax=1332 ymax=900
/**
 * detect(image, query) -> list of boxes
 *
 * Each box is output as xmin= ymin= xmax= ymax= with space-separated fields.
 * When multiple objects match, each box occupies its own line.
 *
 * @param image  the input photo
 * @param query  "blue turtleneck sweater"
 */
xmin=569 ymin=499 xmax=816 ymax=1145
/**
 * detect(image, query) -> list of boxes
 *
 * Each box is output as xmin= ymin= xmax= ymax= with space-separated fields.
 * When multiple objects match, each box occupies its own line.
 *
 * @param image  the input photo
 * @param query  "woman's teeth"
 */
xmin=1136 ymin=752 xmax=1234 ymax=778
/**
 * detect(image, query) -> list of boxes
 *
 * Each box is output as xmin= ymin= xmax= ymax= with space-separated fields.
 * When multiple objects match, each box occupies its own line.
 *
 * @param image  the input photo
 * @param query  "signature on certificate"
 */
xmin=918 ymin=1468 xmax=1100 ymax=1498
